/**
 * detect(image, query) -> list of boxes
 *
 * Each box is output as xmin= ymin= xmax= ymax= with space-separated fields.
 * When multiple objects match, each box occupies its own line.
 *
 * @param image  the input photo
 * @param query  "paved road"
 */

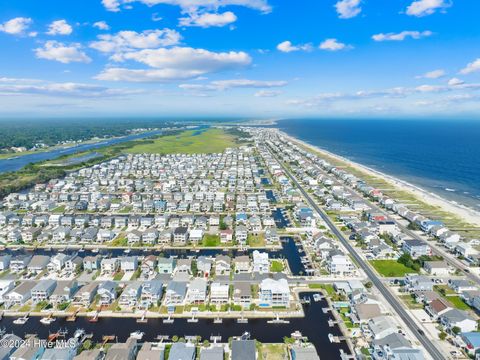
xmin=269 ymin=147 xmax=446 ymax=360
xmin=345 ymin=180 xmax=480 ymax=285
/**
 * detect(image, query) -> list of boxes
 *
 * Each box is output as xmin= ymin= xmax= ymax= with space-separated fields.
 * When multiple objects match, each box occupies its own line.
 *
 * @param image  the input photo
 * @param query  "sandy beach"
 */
xmin=278 ymin=130 xmax=480 ymax=228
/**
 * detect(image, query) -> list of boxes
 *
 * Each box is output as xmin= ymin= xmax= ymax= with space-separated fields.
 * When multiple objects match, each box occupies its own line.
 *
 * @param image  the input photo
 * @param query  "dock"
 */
xmin=328 ymin=319 xmax=339 ymax=327
xmin=163 ymin=316 xmax=174 ymax=324
xmin=136 ymin=312 xmax=148 ymax=323
xmin=267 ymin=314 xmax=290 ymax=324
xmin=210 ymin=336 xmax=222 ymax=343
xmin=66 ymin=310 xmax=79 ymax=322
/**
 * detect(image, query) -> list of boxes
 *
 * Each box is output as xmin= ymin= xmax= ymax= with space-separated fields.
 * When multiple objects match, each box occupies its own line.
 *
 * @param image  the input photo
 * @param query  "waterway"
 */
xmin=3 ymin=236 xmax=305 ymax=276
xmin=0 ymin=130 xmax=163 ymax=174
xmin=0 ymin=293 xmax=349 ymax=358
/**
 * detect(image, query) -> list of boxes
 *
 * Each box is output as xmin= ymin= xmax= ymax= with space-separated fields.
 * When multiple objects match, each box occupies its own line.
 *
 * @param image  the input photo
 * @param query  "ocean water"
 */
xmin=275 ymin=119 xmax=480 ymax=211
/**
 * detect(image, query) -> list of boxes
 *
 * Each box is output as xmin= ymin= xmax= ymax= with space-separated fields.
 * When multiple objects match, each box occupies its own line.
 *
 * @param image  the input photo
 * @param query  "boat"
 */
xmin=13 ymin=315 xmax=29 ymax=325
xmin=313 ymin=294 xmax=322 ymax=302
xmin=124 ymin=248 xmax=131 ymax=254
xmin=40 ymin=316 xmax=56 ymax=325
xmin=328 ymin=333 xmax=335 ymax=343
xmin=129 ymin=331 xmax=144 ymax=340
xmin=92 ymin=248 xmax=99 ymax=253
xmin=291 ymin=331 xmax=303 ymax=339
xmin=240 ymin=332 xmax=251 ymax=340
xmin=74 ymin=329 xmax=86 ymax=339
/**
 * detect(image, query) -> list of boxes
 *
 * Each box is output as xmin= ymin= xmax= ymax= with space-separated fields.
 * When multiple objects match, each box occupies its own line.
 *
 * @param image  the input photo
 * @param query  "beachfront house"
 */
xmin=402 ymin=240 xmax=431 ymax=259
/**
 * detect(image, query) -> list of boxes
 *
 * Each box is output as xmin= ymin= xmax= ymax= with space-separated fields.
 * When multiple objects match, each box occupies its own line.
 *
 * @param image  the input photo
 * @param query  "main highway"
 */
xmin=268 ymin=146 xmax=446 ymax=360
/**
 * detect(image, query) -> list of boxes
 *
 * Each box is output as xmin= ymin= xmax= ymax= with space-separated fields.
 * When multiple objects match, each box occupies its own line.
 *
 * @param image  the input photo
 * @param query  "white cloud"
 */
xmin=0 ymin=17 xmax=33 ymax=36
xmin=93 ymin=21 xmax=110 ymax=30
xmin=179 ymin=79 xmax=287 ymax=91
xmin=255 ymin=90 xmax=282 ymax=97
xmin=96 ymin=47 xmax=251 ymax=82
xmin=90 ymin=29 xmax=181 ymax=54
xmin=460 ymin=58 xmax=480 ymax=75
xmin=319 ymin=38 xmax=349 ymax=51
xmin=335 ymin=0 xmax=362 ymax=19
xmin=179 ymin=11 xmax=237 ymax=27
xmin=372 ymin=30 xmax=432 ymax=41
xmin=415 ymin=69 xmax=445 ymax=79
xmin=47 ymin=20 xmax=73 ymax=35
xmin=0 ymin=77 xmax=140 ymax=98
xmin=448 ymin=78 xmax=464 ymax=86
xmin=287 ymin=79 xmax=480 ymax=108
xmin=277 ymin=41 xmax=312 ymax=53
xmin=115 ymin=46 xmax=251 ymax=69
xmin=95 ymin=68 xmax=205 ymax=82
xmin=35 ymin=41 xmax=92 ymax=64
xmin=102 ymin=0 xmax=271 ymax=14
xmin=406 ymin=0 xmax=451 ymax=17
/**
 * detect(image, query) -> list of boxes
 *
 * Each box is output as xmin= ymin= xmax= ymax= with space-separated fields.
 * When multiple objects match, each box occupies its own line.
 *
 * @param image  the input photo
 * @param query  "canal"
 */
xmin=3 ymin=237 xmax=305 ymax=276
xmin=0 ymin=293 xmax=350 ymax=358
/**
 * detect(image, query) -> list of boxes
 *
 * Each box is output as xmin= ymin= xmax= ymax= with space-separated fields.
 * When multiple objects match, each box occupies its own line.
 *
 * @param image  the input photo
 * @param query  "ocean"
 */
xmin=275 ymin=119 xmax=480 ymax=211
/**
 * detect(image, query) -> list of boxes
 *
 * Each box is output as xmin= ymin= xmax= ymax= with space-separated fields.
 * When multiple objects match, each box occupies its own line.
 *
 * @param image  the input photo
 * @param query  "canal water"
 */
xmin=0 ymin=130 xmax=163 ymax=174
xmin=0 ymin=293 xmax=350 ymax=358
xmin=2 ymin=237 xmax=305 ymax=276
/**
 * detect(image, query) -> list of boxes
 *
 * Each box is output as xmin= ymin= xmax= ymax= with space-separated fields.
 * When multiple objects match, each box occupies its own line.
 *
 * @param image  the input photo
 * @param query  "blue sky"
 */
xmin=1 ymin=0 xmax=480 ymax=118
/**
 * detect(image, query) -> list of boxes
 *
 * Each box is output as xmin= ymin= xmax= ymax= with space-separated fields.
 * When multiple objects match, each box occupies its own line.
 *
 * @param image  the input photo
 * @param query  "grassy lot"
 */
xmin=446 ymin=296 xmax=471 ymax=311
xmin=434 ymin=286 xmax=471 ymax=310
xmin=126 ymin=128 xmax=238 ymax=154
xmin=52 ymin=205 xmax=66 ymax=213
xmin=111 ymin=234 xmax=128 ymax=247
xmin=399 ymin=294 xmax=424 ymax=309
xmin=270 ymin=260 xmax=285 ymax=272
xmin=247 ymin=234 xmax=265 ymax=247
xmin=202 ymin=234 xmax=221 ymax=247
xmin=370 ymin=260 xmax=418 ymax=277
xmin=258 ymin=344 xmax=287 ymax=360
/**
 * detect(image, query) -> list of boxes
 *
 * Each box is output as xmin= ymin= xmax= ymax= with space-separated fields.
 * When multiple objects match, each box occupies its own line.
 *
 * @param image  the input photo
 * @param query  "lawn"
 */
xmin=399 ymin=294 xmax=424 ymax=309
xmin=258 ymin=344 xmax=287 ymax=360
xmin=369 ymin=260 xmax=418 ymax=277
xmin=126 ymin=128 xmax=238 ymax=154
xmin=247 ymin=234 xmax=265 ymax=247
xmin=446 ymin=296 xmax=471 ymax=311
xmin=202 ymin=234 xmax=221 ymax=247
xmin=270 ymin=260 xmax=285 ymax=272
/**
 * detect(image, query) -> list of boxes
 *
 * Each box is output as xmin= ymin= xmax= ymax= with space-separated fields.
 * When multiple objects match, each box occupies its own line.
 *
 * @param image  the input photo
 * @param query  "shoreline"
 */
xmin=278 ymin=129 xmax=480 ymax=228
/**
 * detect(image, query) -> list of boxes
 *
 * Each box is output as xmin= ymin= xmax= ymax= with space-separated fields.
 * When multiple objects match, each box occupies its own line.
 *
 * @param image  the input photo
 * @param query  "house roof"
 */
xmin=200 ymin=346 xmax=224 ymax=360
xmin=231 ymin=340 xmax=256 ymax=360
xmin=169 ymin=343 xmax=195 ymax=360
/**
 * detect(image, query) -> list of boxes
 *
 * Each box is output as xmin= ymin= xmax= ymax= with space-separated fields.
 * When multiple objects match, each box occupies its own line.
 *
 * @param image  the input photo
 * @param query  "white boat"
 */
xmin=13 ymin=315 xmax=29 ymax=325
xmin=74 ymin=329 xmax=86 ymax=339
xmin=313 ymin=294 xmax=321 ymax=302
xmin=40 ymin=316 xmax=56 ymax=325
xmin=291 ymin=331 xmax=303 ymax=339
xmin=124 ymin=249 xmax=131 ymax=254
xmin=129 ymin=331 xmax=144 ymax=340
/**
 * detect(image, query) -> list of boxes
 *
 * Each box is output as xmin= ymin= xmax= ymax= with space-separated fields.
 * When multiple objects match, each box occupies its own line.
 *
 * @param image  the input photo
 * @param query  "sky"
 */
xmin=1 ymin=0 xmax=480 ymax=118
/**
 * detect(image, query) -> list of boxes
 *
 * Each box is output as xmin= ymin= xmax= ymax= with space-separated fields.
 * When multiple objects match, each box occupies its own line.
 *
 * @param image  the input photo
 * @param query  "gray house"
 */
xmin=169 ymin=343 xmax=195 ymax=360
